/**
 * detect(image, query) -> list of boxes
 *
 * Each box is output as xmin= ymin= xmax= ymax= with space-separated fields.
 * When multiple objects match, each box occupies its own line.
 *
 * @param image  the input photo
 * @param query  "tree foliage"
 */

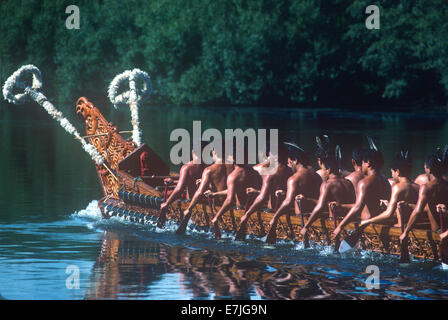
xmin=1 ymin=0 xmax=447 ymax=107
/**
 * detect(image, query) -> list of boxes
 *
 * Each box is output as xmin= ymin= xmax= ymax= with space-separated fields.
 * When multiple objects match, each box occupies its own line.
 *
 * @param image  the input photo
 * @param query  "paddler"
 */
xmin=300 ymin=146 xmax=355 ymax=238
xmin=315 ymin=135 xmax=350 ymax=181
xmin=159 ymin=141 xmax=208 ymax=213
xmin=415 ymin=153 xmax=448 ymax=185
xmin=400 ymin=149 xmax=448 ymax=242
xmin=333 ymin=137 xmax=391 ymax=239
xmin=176 ymin=142 xmax=234 ymax=235
xmin=316 ymin=135 xmax=331 ymax=181
xmin=235 ymin=142 xmax=293 ymax=240
xmin=360 ymin=150 xmax=419 ymax=228
xmin=210 ymin=140 xmax=263 ymax=239
xmin=345 ymin=148 xmax=365 ymax=191
xmin=265 ymin=143 xmax=322 ymax=244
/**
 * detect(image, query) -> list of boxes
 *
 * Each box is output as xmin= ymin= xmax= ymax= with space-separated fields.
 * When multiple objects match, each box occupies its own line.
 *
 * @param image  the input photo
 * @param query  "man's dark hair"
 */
xmin=285 ymin=142 xmax=310 ymax=166
xmin=352 ymin=148 xmax=365 ymax=167
xmin=322 ymin=155 xmax=339 ymax=174
xmin=390 ymin=152 xmax=412 ymax=177
xmin=425 ymin=155 xmax=445 ymax=177
xmin=425 ymin=150 xmax=448 ymax=177
xmin=363 ymin=149 xmax=384 ymax=170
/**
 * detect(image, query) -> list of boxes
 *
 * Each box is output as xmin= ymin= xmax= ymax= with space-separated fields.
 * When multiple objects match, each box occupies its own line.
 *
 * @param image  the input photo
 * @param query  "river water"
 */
xmin=1 ymin=102 xmax=448 ymax=300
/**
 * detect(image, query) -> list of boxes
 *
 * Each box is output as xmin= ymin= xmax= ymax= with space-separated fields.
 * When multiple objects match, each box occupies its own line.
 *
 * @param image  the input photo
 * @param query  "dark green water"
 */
xmin=1 ymin=101 xmax=448 ymax=299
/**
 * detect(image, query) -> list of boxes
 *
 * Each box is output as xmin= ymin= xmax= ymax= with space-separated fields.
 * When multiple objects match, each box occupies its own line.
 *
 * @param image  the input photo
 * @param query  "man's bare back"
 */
xmin=265 ymin=164 xmax=322 ymax=244
xmin=176 ymin=163 xmax=234 ymax=235
xmin=211 ymin=165 xmax=262 ymax=238
xmin=302 ymin=173 xmax=355 ymax=236
xmin=235 ymin=162 xmax=293 ymax=240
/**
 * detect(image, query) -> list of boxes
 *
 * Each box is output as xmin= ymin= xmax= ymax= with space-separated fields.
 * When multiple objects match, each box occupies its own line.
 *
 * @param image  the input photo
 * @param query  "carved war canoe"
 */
xmin=76 ymin=97 xmax=445 ymax=263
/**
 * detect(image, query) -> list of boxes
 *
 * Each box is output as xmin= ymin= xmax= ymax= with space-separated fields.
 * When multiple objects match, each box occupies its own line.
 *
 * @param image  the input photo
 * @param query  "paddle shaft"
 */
xmin=297 ymin=199 xmax=310 ymax=248
xmin=331 ymin=205 xmax=340 ymax=252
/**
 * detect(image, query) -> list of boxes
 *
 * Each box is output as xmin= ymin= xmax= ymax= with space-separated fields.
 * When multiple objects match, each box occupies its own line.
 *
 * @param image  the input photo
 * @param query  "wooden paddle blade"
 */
xmin=304 ymin=234 xmax=310 ymax=248
xmin=265 ymin=227 xmax=277 ymax=244
xmin=334 ymin=236 xmax=341 ymax=254
xmin=176 ymin=213 xmax=191 ymax=235
xmin=156 ymin=211 xmax=167 ymax=228
xmin=399 ymin=237 xmax=410 ymax=263
xmin=211 ymin=221 xmax=222 ymax=239
xmin=440 ymin=238 xmax=448 ymax=266
xmin=339 ymin=225 xmax=366 ymax=253
xmin=257 ymin=211 xmax=266 ymax=237
xmin=235 ymin=223 xmax=248 ymax=241
xmin=201 ymin=204 xmax=211 ymax=227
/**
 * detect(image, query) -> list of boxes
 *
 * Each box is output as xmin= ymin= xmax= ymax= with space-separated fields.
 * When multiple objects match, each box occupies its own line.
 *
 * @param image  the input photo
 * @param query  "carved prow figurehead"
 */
xmin=76 ymin=97 xmax=136 ymax=170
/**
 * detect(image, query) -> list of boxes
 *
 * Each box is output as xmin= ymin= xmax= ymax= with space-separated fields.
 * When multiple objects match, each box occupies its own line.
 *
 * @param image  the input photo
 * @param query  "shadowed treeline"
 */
xmin=1 ymin=0 xmax=448 ymax=108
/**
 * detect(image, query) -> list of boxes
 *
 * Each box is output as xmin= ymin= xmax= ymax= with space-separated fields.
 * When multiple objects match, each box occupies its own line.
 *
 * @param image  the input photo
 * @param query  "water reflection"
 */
xmin=86 ymin=231 xmax=320 ymax=300
xmin=85 ymin=230 xmax=448 ymax=300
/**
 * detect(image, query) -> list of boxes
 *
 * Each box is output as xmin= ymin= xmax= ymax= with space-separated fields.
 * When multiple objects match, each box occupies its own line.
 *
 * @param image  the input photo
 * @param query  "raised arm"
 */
xmin=333 ymin=180 xmax=367 ymax=236
xmin=212 ymin=174 xmax=237 ymax=222
xmin=361 ymin=184 xmax=400 ymax=226
xmin=245 ymin=176 xmax=273 ymax=216
xmin=400 ymin=185 xmax=428 ymax=241
xmin=184 ymin=168 xmax=212 ymax=215
xmin=303 ymin=182 xmax=329 ymax=229
xmin=271 ymin=177 xmax=298 ymax=218
xmin=160 ymin=164 xmax=189 ymax=210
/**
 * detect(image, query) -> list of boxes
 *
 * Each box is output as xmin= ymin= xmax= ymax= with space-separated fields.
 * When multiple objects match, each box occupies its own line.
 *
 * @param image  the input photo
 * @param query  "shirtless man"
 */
xmin=345 ymin=148 xmax=365 ymax=191
xmin=159 ymin=142 xmax=207 ymax=225
xmin=300 ymin=152 xmax=355 ymax=238
xmin=176 ymin=145 xmax=234 ymax=235
xmin=360 ymin=151 xmax=419 ymax=227
xmin=316 ymin=135 xmax=331 ymax=181
xmin=415 ymin=149 xmax=448 ymax=185
xmin=414 ymin=156 xmax=436 ymax=186
xmin=400 ymin=153 xmax=448 ymax=243
xmin=210 ymin=144 xmax=263 ymax=239
xmin=235 ymin=143 xmax=293 ymax=240
xmin=265 ymin=143 xmax=322 ymax=244
xmin=333 ymin=146 xmax=391 ymax=239
xmin=316 ymin=136 xmax=350 ymax=180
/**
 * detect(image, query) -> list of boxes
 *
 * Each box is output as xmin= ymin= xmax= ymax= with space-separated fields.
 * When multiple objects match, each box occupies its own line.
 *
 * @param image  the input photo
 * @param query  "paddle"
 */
xmin=207 ymin=195 xmax=222 ymax=239
xmin=156 ymin=181 xmax=170 ymax=228
xmin=330 ymin=204 xmax=341 ymax=253
xmin=339 ymin=224 xmax=367 ymax=253
xmin=440 ymin=236 xmax=448 ymax=270
xmin=438 ymin=205 xmax=448 ymax=269
xmin=297 ymin=198 xmax=310 ymax=248
xmin=399 ymin=204 xmax=410 ymax=263
xmin=235 ymin=193 xmax=256 ymax=240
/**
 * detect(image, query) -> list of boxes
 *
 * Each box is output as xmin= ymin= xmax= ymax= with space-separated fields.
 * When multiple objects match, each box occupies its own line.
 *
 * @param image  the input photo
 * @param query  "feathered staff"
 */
xmin=108 ymin=69 xmax=152 ymax=146
xmin=316 ymin=135 xmax=330 ymax=159
xmin=366 ymin=136 xmax=378 ymax=151
xmin=2 ymin=65 xmax=105 ymax=165
xmin=335 ymin=145 xmax=343 ymax=174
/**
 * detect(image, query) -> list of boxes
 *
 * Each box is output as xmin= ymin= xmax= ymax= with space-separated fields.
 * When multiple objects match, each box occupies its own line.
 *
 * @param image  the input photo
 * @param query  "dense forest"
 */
xmin=1 ymin=0 xmax=448 ymax=108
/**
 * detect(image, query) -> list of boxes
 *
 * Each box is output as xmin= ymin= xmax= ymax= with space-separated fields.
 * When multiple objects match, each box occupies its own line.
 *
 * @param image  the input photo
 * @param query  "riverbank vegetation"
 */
xmin=1 ymin=0 xmax=447 ymax=109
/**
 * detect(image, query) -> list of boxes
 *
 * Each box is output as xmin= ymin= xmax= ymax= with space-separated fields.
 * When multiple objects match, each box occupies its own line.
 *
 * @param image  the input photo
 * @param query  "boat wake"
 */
xmin=72 ymin=200 xmax=103 ymax=221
